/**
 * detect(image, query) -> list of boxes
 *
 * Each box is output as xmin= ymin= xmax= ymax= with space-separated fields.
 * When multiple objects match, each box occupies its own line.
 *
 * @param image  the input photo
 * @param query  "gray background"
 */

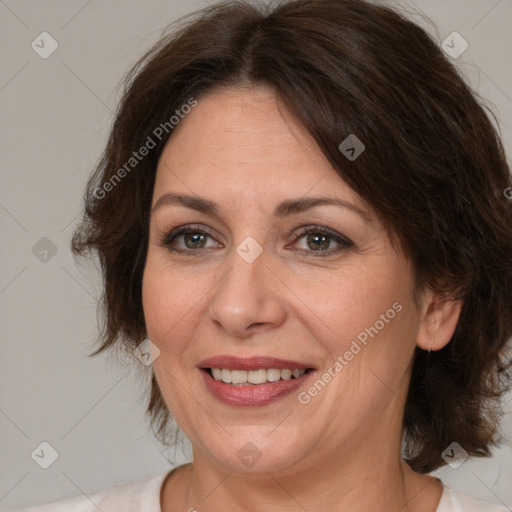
xmin=1 ymin=0 xmax=511 ymax=510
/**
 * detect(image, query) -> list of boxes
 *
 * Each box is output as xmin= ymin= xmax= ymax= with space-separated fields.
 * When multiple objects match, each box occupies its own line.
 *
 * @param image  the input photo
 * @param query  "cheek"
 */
xmin=141 ymin=255 xmax=204 ymax=349
xmin=142 ymin=259 xmax=206 ymax=421
xmin=288 ymin=264 xmax=405 ymax=339
xmin=289 ymin=259 xmax=417 ymax=394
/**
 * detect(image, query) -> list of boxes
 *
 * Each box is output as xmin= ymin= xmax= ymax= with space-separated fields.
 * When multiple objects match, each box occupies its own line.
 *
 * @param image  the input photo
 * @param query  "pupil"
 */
xmin=307 ymin=234 xmax=329 ymax=250
xmin=185 ymin=233 xmax=205 ymax=248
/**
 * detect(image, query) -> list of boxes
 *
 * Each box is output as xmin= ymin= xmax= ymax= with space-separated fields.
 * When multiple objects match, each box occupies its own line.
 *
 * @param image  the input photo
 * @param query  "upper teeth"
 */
xmin=211 ymin=368 xmax=306 ymax=385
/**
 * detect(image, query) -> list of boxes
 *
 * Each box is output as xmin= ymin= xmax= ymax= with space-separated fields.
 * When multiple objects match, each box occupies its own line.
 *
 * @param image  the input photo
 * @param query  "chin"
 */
xmin=189 ymin=424 xmax=313 ymax=475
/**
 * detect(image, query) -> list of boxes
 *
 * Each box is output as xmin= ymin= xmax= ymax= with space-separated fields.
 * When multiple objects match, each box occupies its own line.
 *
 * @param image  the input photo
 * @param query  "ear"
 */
xmin=416 ymin=290 xmax=463 ymax=351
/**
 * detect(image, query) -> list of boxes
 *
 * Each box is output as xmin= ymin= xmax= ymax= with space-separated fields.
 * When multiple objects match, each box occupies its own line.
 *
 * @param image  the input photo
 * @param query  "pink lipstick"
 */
xmin=198 ymin=356 xmax=315 ymax=407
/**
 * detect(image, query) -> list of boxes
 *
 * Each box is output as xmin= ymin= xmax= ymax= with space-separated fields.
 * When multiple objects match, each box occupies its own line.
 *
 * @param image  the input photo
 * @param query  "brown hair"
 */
xmin=71 ymin=0 xmax=512 ymax=473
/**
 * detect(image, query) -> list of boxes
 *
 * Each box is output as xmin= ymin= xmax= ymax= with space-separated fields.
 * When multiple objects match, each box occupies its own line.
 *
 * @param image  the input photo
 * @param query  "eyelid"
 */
xmin=160 ymin=223 xmax=223 ymax=245
xmin=291 ymin=224 xmax=352 ymax=243
xmin=159 ymin=223 xmax=354 ymax=257
xmin=287 ymin=225 xmax=354 ymax=257
xmin=156 ymin=225 xmax=224 ymax=256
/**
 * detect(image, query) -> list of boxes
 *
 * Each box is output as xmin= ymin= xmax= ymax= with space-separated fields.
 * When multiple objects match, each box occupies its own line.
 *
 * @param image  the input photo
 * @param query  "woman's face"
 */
xmin=142 ymin=86 xmax=422 ymax=475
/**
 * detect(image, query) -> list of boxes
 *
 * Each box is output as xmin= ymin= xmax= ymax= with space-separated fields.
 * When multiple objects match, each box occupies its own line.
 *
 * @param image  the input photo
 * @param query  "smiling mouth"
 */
xmin=198 ymin=356 xmax=316 ymax=406
xmin=206 ymin=367 xmax=313 ymax=386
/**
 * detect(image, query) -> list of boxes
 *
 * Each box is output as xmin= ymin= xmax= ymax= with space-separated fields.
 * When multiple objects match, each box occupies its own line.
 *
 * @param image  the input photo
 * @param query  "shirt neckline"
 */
xmin=154 ymin=469 xmax=449 ymax=512
xmin=156 ymin=467 xmax=180 ymax=512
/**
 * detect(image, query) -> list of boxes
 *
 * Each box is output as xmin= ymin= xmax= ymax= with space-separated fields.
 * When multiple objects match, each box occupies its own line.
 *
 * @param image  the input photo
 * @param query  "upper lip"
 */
xmin=198 ymin=356 xmax=315 ymax=371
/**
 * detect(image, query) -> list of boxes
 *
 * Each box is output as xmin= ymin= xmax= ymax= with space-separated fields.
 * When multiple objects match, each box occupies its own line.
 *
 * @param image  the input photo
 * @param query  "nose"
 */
xmin=208 ymin=243 xmax=287 ymax=338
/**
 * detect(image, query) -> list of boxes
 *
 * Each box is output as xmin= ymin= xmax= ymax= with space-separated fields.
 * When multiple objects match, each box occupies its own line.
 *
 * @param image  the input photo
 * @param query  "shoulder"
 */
xmin=437 ymin=486 xmax=509 ymax=512
xmin=23 ymin=471 xmax=171 ymax=512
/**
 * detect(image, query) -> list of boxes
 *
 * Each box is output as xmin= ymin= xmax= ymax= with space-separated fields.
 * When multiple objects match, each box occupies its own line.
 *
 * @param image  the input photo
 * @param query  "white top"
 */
xmin=23 ymin=470 xmax=509 ymax=511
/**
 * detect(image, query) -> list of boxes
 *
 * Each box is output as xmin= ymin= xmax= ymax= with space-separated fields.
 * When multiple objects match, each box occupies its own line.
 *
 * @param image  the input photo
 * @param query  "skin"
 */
xmin=142 ymin=85 xmax=462 ymax=512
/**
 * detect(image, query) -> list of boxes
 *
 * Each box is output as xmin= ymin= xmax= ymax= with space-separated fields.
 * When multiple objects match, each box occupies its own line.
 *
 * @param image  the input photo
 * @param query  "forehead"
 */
xmin=153 ymin=86 xmax=367 ymax=214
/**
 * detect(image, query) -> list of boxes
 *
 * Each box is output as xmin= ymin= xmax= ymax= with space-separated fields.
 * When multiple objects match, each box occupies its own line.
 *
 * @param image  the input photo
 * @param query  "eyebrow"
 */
xmin=151 ymin=193 xmax=371 ymax=222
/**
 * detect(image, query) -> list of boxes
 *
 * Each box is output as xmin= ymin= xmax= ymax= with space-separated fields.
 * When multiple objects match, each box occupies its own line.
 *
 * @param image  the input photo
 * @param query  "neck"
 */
xmin=163 ymin=434 xmax=442 ymax=512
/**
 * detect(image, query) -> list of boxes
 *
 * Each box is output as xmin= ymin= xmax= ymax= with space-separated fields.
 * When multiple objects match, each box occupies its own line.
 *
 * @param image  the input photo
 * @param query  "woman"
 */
xmin=27 ymin=0 xmax=512 ymax=510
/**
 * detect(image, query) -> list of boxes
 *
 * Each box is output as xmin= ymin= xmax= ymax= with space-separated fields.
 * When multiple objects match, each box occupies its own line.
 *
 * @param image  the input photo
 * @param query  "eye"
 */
xmin=158 ymin=223 xmax=353 ymax=257
xmin=160 ymin=224 xmax=222 ymax=253
xmin=290 ymin=225 xmax=353 ymax=257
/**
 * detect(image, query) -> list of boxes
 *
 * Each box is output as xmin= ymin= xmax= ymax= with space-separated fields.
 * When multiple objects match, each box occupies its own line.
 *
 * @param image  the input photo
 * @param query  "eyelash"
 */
xmin=159 ymin=224 xmax=354 ymax=258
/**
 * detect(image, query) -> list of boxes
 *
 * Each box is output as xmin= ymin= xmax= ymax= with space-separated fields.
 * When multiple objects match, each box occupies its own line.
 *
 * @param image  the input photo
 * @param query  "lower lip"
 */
xmin=201 ymin=369 xmax=313 ymax=406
